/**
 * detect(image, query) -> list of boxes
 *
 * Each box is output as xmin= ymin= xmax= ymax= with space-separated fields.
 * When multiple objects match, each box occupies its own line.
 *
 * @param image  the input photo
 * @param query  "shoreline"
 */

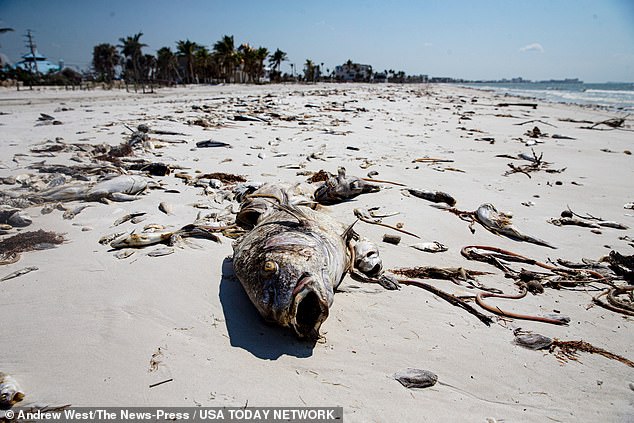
xmin=0 ymin=83 xmax=632 ymax=422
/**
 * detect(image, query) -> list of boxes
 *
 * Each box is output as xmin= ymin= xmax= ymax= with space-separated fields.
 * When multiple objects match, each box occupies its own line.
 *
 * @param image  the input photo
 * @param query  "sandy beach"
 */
xmin=0 ymin=83 xmax=632 ymax=422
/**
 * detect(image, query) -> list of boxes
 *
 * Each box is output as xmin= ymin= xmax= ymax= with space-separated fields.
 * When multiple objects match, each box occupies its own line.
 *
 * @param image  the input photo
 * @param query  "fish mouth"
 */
xmin=291 ymin=276 xmax=329 ymax=340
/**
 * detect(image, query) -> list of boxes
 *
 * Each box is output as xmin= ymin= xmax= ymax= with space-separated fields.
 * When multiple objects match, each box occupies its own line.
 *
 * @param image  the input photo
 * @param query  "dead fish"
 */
xmin=0 ymin=208 xmax=32 ymax=227
xmin=130 ymin=215 xmax=147 ymax=224
xmin=314 ymin=167 xmax=380 ymax=205
xmin=1 ymin=266 xmax=38 ymax=282
xmin=110 ymin=224 xmax=220 ymax=249
xmin=476 ymin=203 xmax=556 ymax=249
xmin=406 ymin=189 xmax=456 ymax=207
xmin=393 ymin=368 xmax=438 ymax=389
xmin=196 ymin=140 xmax=232 ymax=148
xmin=411 ymin=241 xmax=448 ymax=253
xmin=0 ymin=372 xmax=25 ymax=407
xmin=62 ymin=205 xmax=91 ymax=220
xmin=353 ymin=240 xmax=383 ymax=277
xmin=235 ymin=183 xmax=313 ymax=229
xmin=113 ymin=212 xmax=146 ymax=226
xmin=86 ymin=175 xmax=147 ymax=201
xmin=158 ymin=202 xmax=173 ymax=215
xmin=232 ymin=193 xmax=355 ymax=340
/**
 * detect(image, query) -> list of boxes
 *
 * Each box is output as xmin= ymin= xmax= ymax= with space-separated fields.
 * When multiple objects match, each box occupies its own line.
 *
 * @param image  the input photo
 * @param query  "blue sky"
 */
xmin=1 ymin=0 xmax=633 ymax=82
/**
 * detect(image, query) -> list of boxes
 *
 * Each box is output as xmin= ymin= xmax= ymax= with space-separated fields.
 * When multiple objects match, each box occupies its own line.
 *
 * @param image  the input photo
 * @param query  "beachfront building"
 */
xmin=14 ymin=50 xmax=62 ymax=74
xmin=335 ymin=61 xmax=372 ymax=82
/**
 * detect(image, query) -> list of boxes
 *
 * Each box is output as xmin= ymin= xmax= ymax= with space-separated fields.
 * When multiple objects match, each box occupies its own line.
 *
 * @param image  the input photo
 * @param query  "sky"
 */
xmin=1 ymin=0 xmax=633 ymax=82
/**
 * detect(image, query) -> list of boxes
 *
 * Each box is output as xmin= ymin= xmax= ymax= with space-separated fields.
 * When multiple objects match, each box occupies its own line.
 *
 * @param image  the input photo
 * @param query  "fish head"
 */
xmin=247 ymin=233 xmax=336 ymax=340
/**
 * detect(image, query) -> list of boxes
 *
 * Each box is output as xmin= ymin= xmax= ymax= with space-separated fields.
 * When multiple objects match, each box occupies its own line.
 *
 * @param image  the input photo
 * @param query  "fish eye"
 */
xmin=262 ymin=260 xmax=278 ymax=273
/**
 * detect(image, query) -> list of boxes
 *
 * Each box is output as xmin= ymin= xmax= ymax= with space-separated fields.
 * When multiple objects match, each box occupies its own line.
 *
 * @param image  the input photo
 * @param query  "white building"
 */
xmin=335 ymin=62 xmax=372 ymax=81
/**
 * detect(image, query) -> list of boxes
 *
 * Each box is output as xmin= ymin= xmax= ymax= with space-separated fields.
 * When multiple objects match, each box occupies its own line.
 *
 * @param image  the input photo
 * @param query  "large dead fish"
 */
xmin=34 ymin=175 xmax=148 ymax=202
xmin=475 ymin=203 xmax=555 ymax=249
xmin=232 ymin=196 xmax=355 ymax=340
xmin=313 ymin=167 xmax=379 ymax=205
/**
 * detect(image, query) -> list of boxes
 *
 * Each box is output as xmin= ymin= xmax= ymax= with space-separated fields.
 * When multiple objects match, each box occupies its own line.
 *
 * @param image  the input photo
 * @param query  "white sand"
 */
xmin=0 ymin=83 xmax=632 ymax=422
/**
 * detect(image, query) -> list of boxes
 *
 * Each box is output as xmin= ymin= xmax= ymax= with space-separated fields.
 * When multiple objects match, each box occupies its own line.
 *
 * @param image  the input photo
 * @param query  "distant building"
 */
xmin=14 ymin=50 xmax=62 ymax=74
xmin=335 ymin=62 xmax=372 ymax=82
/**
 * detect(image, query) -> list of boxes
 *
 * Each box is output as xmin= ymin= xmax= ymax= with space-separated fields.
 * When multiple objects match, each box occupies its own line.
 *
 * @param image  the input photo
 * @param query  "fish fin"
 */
xmin=341 ymin=219 xmax=359 ymax=242
xmin=250 ymin=193 xmax=310 ymax=224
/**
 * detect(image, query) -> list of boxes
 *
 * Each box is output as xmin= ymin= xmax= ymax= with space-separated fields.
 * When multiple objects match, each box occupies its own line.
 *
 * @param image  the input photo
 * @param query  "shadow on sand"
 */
xmin=218 ymin=257 xmax=315 ymax=360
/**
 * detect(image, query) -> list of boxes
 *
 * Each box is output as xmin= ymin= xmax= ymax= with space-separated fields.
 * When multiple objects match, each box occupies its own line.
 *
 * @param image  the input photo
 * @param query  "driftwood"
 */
xmin=497 ymin=102 xmax=537 ymax=109
xmin=514 ymin=119 xmax=556 ymax=128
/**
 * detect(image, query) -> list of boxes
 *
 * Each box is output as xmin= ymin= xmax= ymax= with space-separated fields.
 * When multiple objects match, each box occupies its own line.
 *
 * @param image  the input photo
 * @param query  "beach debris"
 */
xmin=158 ymin=201 xmax=174 ymax=215
xmin=196 ymin=140 xmax=232 ymax=148
xmin=476 ymin=287 xmax=570 ymax=325
xmin=382 ymin=234 xmax=401 ymax=245
xmin=148 ymin=348 xmax=163 ymax=372
xmin=411 ymin=241 xmax=448 ymax=253
xmin=393 ymin=368 xmax=438 ymax=389
xmin=545 ymin=338 xmax=633 ymax=368
xmin=514 ymin=119 xmax=557 ymax=128
xmin=232 ymin=185 xmax=384 ymax=339
xmin=0 ymin=207 xmax=32 ymax=227
xmin=583 ymin=116 xmax=628 ymax=130
xmin=313 ymin=167 xmax=380 ymax=205
xmin=196 ymin=172 xmax=246 ymax=184
xmin=149 ymin=378 xmax=173 ymax=388
xmin=0 ymin=372 xmax=25 ymax=407
xmin=549 ymin=207 xmax=628 ymax=231
xmin=234 ymin=114 xmax=267 ymax=122
xmin=0 ymin=230 xmax=65 ymax=265
xmin=496 ymin=102 xmax=537 ymax=109
xmin=605 ymin=251 xmax=634 ymax=282
xmin=525 ymin=126 xmax=545 ymax=138
xmin=147 ymin=247 xmax=175 ymax=257
xmin=391 ymin=266 xmax=492 ymax=284
xmin=624 ymin=202 xmax=634 ymax=210
xmin=412 ymin=157 xmax=454 ymax=164
xmin=513 ymin=332 xmax=554 ymax=350
xmin=114 ymin=249 xmax=135 ymax=260
xmin=354 ymin=208 xmax=420 ymax=238
xmin=109 ymin=224 xmax=221 ymax=249
xmin=1 ymin=266 xmax=38 ymax=282
xmin=387 ymin=274 xmax=493 ymax=326
xmin=406 ymin=189 xmax=456 ymax=206
xmin=501 ymin=149 xmax=564 ymax=178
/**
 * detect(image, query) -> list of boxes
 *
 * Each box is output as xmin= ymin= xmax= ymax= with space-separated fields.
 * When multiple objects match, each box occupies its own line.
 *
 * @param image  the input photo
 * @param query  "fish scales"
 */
xmin=232 ymin=206 xmax=350 ymax=339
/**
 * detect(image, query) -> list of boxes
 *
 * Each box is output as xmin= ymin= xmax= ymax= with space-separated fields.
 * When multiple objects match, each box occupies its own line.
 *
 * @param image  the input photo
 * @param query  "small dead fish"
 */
xmin=476 ymin=203 xmax=555 ymax=249
xmin=314 ymin=167 xmax=380 ymax=205
xmin=158 ymin=202 xmax=174 ymax=215
xmin=130 ymin=215 xmax=147 ymax=224
xmin=147 ymin=247 xmax=175 ymax=257
xmin=111 ymin=224 xmax=220 ymax=249
xmin=196 ymin=140 xmax=232 ymax=148
xmin=0 ymin=372 xmax=25 ymax=407
xmin=113 ymin=212 xmax=146 ymax=226
xmin=1 ymin=266 xmax=39 ymax=281
xmin=406 ymin=189 xmax=456 ymax=207
xmin=62 ymin=205 xmax=91 ymax=220
xmin=393 ymin=368 xmax=438 ymax=389
xmin=411 ymin=241 xmax=448 ymax=253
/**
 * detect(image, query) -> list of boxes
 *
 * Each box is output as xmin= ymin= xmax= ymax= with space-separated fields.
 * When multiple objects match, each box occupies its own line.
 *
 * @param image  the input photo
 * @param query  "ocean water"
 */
xmin=463 ymin=82 xmax=634 ymax=112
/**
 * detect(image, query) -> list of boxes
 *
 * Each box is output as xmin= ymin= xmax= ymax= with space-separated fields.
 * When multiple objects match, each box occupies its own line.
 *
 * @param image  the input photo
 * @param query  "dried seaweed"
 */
xmin=0 ymin=230 xmax=65 ymax=255
xmin=197 ymin=172 xmax=247 ymax=184
xmin=307 ymin=170 xmax=333 ymax=183
xmin=550 ymin=339 xmax=634 ymax=368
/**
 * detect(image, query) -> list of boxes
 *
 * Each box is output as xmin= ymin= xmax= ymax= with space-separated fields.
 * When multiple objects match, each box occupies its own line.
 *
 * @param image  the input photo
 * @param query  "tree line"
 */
xmin=93 ymin=33 xmax=288 ymax=89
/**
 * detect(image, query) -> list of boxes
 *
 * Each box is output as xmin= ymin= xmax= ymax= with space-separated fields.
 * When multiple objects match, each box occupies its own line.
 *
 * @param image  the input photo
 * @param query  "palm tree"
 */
xmin=156 ymin=47 xmax=179 ymax=85
xmin=176 ymin=39 xmax=200 ymax=84
xmin=304 ymin=59 xmax=315 ymax=82
xmin=92 ymin=43 xmax=119 ymax=83
xmin=254 ymin=47 xmax=269 ymax=83
xmin=268 ymin=48 xmax=287 ymax=82
xmin=213 ymin=35 xmax=237 ymax=83
xmin=194 ymin=46 xmax=214 ymax=83
xmin=118 ymin=32 xmax=147 ymax=88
